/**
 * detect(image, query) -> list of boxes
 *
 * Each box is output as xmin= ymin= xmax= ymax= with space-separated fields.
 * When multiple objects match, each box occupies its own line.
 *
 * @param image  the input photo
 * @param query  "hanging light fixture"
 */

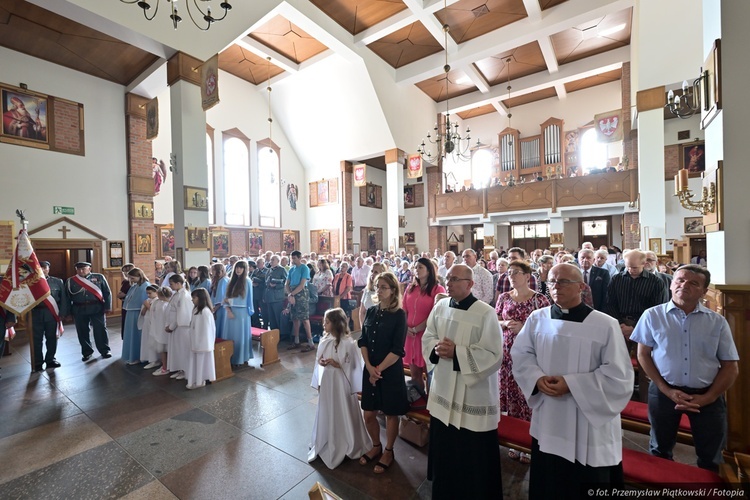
xmin=266 ymin=56 xmax=274 ymax=154
xmin=417 ymin=1 xmax=477 ymax=163
xmin=505 ymin=57 xmax=513 ymax=140
xmin=119 ymin=0 xmax=232 ymax=31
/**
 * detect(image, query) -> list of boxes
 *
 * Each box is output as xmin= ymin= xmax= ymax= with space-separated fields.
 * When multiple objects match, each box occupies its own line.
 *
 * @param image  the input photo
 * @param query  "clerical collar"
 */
xmin=449 ymin=293 xmax=478 ymax=311
xmin=551 ymin=302 xmax=592 ymax=323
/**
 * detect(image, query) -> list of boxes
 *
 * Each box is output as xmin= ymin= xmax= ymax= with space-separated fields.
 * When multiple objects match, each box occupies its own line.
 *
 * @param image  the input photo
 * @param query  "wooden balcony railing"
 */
xmin=434 ymin=170 xmax=638 ymax=219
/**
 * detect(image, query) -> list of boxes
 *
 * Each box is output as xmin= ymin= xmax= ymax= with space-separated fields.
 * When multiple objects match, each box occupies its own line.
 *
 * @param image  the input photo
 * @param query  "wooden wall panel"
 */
xmin=435 ymin=189 xmax=484 ymax=217
xmin=556 ymin=170 xmax=636 ymax=208
xmin=487 ymin=182 xmax=553 ymax=212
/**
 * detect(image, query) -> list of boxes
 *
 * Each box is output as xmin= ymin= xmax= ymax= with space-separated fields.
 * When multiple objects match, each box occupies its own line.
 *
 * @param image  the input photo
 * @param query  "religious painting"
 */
xmin=359 ymin=183 xmax=382 ymax=209
xmin=405 ymin=232 xmax=416 ymax=244
xmin=318 ymin=230 xmax=331 ymax=254
xmin=185 ymin=227 xmax=209 ymax=250
xmin=283 ymin=231 xmax=296 ymax=253
xmin=679 ymin=141 xmax=705 ymax=177
xmin=248 ymin=230 xmax=263 ymax=255
xmin=317 ymin=181 xmax=329 ymax=204
xmin=684 ymin=217 xmax=703 ymax=234
xmin=108 ymin=241 xmax=124 ymax=268
xmin=484 ymin=235 xmax=495 ymax=247
xmin=136 ymin=234 xmax=152 ymax=255
xmin=648 ymin=238 xmax=662 ymax=255
xmin=701 ymin=39 xmax=722 ymax=130
xmin=160 ymin=227 xmax=175 ymax=258
xmin=666 ymin=239 xmax=675 ymax=251
xmin=211 ymin=230 xmax=230 ymax=257
xmin=367 ymin=229 xmax=378 ymax=253
xmin=146 ymin=97 xmax=158 ymax=140
xmin=286 ymin=184 xmax=299 ymax=211
xmin=549 ymin=232 xmax=564 ymax=246
xmin=152 ymin=158 xmax=167 ymax=195
xmin=184 ymin=186 xmax=209 ymax=211
xmin=309 ymin=179 xmax=338 ymax=207
xmin=1 ymin=85 xmax=48 ymax=147
xmin=132 ymin=201 xmax=153 ymax=219
xmin=404 ymin=185 xmax=415 ymax=207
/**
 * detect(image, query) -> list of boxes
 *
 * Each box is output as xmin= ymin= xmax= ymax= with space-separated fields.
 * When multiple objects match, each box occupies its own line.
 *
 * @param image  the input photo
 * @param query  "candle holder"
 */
xmin=675 ymin=182 xmax=716 ymax=215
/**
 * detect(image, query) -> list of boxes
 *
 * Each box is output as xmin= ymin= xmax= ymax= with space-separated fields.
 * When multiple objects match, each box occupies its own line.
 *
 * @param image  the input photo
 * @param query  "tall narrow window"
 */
xmin=223 ymin=136 xmax=250 ymax=226
xmin=580 ymin=128 xmax=608 ymax=173
xmin=471 ymin=148 xmax=493 ymax=188
xmin=206 ymin=132 xmax=215 ymax=225
xmin=258 ymin=140 xmax=281 ymax=228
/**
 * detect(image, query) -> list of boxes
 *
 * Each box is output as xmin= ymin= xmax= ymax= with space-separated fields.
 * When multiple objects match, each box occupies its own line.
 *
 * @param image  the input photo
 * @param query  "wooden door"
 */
xmin=35 ymin=249 xmax=71 ymax=279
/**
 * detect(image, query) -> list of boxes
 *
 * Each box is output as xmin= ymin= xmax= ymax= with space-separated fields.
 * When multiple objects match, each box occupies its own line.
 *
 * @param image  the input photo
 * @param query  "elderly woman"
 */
xmin=495 ymin=260 xmax=550 ymax=464
xmin=536 ymin=255 xmax=554 ymax=301
xmin=397 ymin=260 xmax=412 ymax=285
xmin=487 ymin=250 xmax=499 ymax=273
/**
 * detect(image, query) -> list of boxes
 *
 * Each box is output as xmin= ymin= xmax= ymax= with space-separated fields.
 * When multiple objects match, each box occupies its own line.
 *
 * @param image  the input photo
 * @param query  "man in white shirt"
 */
xmin=594 ymin=249 xmax=618 ymax=277
xmin=512 ymin=264 xmax=633 ymax=499
xmin=351 ymin=257 xmax=370 ymax=291
xmin=437 ymin=251 xmax=455 ymax=279
xmin=460 ymin=249 xmax=493 ymax=304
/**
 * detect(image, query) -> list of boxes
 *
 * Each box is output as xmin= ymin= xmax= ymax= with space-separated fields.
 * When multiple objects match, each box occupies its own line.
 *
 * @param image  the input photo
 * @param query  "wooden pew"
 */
xmin=620 ymin=400 xmax=694 ymax=445
xmin=250 ymin=327 xmax=280 ymax=367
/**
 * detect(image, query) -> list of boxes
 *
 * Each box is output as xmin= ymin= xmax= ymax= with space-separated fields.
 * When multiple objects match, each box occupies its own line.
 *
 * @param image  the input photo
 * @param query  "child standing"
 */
xmin=186 ymin=289 xmax=216 ymax=389
xmin=165 ymin=274 xmax=192 ymax=380
xmin=150 ymin=286 xmax=173 ymax=375
xmin=308 ymin=308 xmax=371 ymax=469
xmin=138 ymin=285 xmax=160 ymax=368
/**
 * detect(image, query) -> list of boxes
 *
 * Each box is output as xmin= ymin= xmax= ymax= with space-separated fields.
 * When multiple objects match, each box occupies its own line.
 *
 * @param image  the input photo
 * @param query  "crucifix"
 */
xmin=58 ymin=225 xmax=70 ymax=239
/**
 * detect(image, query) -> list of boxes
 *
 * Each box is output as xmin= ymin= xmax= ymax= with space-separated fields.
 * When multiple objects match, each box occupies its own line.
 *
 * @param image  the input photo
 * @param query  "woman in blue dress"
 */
xmin=210 ymin=263 xmax=230 ymax=339
xmin=223 ymin=260 xmax=254 ymax=365
xmin=195 ymin=265 xmax=211 ymax=292
xmin=121 ymin=267 xmax=150 ymax=364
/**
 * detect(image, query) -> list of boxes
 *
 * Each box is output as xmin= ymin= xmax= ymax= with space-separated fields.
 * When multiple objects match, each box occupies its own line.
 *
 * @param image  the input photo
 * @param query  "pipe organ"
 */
xmin=497 ymin=117 xmax=565 ymax=180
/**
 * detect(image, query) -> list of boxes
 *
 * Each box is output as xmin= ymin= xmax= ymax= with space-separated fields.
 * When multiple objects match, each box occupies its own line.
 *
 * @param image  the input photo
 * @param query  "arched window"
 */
xmin=257 ymin=140 xmax=281 ymax=227
xmin=471 ymin=148 xmax=493 ymax=188
xmin=223 ymin=136 xmax=250 ymax=226
xmin=206 ymin=131 xmax=215 ymax=225
xmin=580 ymin=128 xmax=608 ymax=173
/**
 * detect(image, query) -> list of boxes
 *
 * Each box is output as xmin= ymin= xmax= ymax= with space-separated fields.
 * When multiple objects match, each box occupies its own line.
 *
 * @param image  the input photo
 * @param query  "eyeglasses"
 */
xmin=507 ymin=270 xmax=526 ymax=276
xmin=376 ymin=285 xmax=392 ymax=291
xmin=546 ymin=279 xmax=581 ymax=287
xmin=446 ymin=276 xmax=471 ymax=283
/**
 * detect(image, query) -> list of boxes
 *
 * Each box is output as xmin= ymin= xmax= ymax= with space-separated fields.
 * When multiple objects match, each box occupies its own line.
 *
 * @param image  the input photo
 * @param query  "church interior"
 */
xmin=1 ymin=0 xmax=749 ymax=498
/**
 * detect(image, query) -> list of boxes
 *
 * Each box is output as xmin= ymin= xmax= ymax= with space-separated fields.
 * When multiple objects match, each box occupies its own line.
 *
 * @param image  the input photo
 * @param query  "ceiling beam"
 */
xmin=396 ymin=0 xmax=634 ymax=85
xmin=492 ymin=101 xmax=509 ymax=116
xmin=521 ymin=0 xmax=543 ymax=23
xmin=448 ymin=46 xmax=628 ymax=112
xmin=354 ymin=9 xmax=416 ymax=46
xmin=401 ymin=0 xmax=458 ymax=52
xmin=554 ymin=83 xmax=568 ymax=99
xmin=461 ymin=64 xmax=491 ymax=94
xmin=236 ymin=37 xmax=300 ymax=74
xmin=537 ymin=36 xmax=559 ymax=74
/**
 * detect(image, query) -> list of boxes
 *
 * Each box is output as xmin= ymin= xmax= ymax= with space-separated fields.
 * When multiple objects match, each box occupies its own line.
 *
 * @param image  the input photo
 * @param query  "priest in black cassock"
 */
xmin=512 ymin=264 xmax=633 ymax=500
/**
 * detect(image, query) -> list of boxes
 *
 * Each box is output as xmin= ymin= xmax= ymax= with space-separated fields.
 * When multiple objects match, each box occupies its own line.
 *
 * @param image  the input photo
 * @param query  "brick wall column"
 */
xmin=125 ymin=94 xmax=155 ymax=274
xmin=341 ymin=161 xmax=353 ymax=254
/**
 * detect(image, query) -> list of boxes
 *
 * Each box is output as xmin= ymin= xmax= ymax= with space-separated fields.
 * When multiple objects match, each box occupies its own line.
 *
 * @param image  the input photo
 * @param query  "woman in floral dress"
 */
xmin=495 ymin=260 xmax=550 ymax=463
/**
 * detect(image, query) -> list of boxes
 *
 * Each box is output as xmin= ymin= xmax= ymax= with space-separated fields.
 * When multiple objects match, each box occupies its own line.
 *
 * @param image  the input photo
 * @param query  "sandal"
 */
xmin=519 ymin=452 xmax=531 ymax=464
xmin=374 ymin=447 xmax=394 ymax=474
xmin=359 ymin=443 xmax=382 ymax=465
xmin=508 ymin=449 xmax=521 ymax=461
xmin=301 ymin=344 xmax=314 ymax=353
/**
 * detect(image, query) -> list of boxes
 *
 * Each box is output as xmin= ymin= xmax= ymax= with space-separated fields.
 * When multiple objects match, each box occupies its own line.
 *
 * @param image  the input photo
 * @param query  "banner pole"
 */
xmin=26 ymin=312 xmax=35 ymax=373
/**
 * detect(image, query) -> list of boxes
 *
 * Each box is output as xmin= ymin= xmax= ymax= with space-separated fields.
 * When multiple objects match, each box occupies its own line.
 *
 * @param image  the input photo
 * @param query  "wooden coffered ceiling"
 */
xmin=5 ymin=0 xmax=634 ymax=123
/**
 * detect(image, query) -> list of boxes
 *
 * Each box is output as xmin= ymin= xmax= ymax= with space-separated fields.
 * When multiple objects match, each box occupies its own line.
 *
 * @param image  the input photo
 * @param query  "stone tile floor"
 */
xmin=0 ymin=324 xmax=699 ymax=499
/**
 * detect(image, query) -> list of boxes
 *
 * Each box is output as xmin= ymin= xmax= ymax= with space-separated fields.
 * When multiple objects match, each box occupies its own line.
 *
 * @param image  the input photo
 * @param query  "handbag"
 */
xmin=399 ymin=416 xmax=429 ymax=447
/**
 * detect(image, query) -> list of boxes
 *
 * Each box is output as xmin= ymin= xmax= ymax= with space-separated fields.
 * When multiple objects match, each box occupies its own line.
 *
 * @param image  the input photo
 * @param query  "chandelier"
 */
xmin=665 ymin=70 xmax=707 ymax=119
xmin=417 ymin=3 xmax=476 ymax=163
xmin=119 ymin=0 xmax=232 ymax=31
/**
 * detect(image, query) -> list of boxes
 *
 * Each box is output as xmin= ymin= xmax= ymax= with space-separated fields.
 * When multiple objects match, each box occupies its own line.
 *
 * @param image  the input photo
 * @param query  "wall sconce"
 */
xmin=346 ymin=221 xmax=354 ymax=232
xmin=673 ymin=168 xmax=716 ymax=215
xmin=665 ymin=71 xmax=708 ymax=119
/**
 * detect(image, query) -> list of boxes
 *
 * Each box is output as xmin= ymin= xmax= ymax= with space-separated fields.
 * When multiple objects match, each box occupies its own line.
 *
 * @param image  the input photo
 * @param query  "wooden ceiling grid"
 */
xmin=415 ymin=68 xmax=478 ymax=102
xmin=501 ymin=86 xmax=557 ymax=108
xmin=550 ymin=8 xmax=632 ymax=65
xmin=539 ymin=0 xmax=569 ymax=9
xmin=249 ymin=15 xmax=328 ymax=64
xmin=0 ymin=0 xmax=158 ymax=86
xmin=434 ymin=0 xmax=528 ymax=44
xmin=473 ymin=40 xmax=547 ymax=87
xmin=367 ymin=21 xmax=443 ymax=68
xmin=564 ymin=68 xmax=621 ymax=93
xmin=456 ymin=103 xmax=496 ymax=120
xmin=309 ymin=0 xmax=407 ymax=35
xmin=218 ymin=44 xmax=286 ymax=85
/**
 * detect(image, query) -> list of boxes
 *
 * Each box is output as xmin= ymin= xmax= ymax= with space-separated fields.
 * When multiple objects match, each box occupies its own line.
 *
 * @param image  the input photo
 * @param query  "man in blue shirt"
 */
xmin=631 ymin=264 xmax=739 ymax=472
xmin=285 ymin=250 xmax=314 ymax=352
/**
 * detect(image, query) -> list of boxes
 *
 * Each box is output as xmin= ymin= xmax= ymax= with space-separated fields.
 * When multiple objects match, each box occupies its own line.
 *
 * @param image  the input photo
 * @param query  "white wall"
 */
xmin=0 ymin=47 xmax=129 ymax=267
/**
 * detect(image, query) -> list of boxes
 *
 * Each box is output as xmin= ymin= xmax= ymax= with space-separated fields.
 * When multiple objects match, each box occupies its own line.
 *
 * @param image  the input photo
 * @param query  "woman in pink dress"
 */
xmin=495 ymin=260 xmax=550 ymax=463
xmin=402 ymin=257 xmax=445 ymax=392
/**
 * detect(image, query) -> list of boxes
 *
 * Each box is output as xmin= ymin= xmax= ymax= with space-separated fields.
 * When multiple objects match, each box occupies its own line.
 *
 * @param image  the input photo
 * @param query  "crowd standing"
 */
xmin=5 ymin=238 xmax=734 ymax=499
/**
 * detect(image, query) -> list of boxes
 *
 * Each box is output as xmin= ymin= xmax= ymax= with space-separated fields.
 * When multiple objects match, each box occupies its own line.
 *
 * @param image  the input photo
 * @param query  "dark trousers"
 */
xmin=252 ymin=295 xmax=264 ymax=328
xmin=74 ymin=307 xmax=110 ymax=356
xmin=264 ymin=301 xmax=284 ymax=332
xmin=32 ymin=309 xmax=58 ymax=366
xmin=648 ymin=381 xmax=726 ymax=471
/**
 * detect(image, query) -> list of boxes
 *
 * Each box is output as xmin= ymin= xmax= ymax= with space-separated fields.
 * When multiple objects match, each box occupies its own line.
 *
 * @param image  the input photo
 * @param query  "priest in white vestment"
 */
xmin=512 ymin=264 xmax=633 ymax=500
xmin=422 ymin=264 xmax=504 ymax=500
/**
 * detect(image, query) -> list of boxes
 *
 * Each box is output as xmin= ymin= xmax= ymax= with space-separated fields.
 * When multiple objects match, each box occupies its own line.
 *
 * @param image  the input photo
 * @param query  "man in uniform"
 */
xmin=512 ymin=264 xmax=633 ymax=499
xmin=422 ymin=264 xmax=503 ymax=499
xmin=65 ymin=262 xmax=112 ymax=361
xmin=32 ymin=261 xmax=69 ymax=371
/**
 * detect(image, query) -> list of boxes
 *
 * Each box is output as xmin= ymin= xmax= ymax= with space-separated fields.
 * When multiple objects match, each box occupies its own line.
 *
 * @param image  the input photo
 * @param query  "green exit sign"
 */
xmin=53 ymin=206 xmax=75 ymax=215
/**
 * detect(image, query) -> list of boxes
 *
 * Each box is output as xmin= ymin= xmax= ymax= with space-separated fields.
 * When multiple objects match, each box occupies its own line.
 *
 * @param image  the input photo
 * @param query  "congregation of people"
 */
xmin=7 ymin=240 xmax=737 ymax=499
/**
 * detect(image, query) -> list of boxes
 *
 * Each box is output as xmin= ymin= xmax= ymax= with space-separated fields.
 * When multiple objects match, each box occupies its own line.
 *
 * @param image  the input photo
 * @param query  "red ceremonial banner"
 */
xmin=407 ymin=154 xmax=423 ymax=179
xmin=353 ymin=163 xmax=366 ymax=187
xmin=594 ymin=109 xmax=623 ymax=143
xmin=0 ymin=229 xmax=50 ymax=315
